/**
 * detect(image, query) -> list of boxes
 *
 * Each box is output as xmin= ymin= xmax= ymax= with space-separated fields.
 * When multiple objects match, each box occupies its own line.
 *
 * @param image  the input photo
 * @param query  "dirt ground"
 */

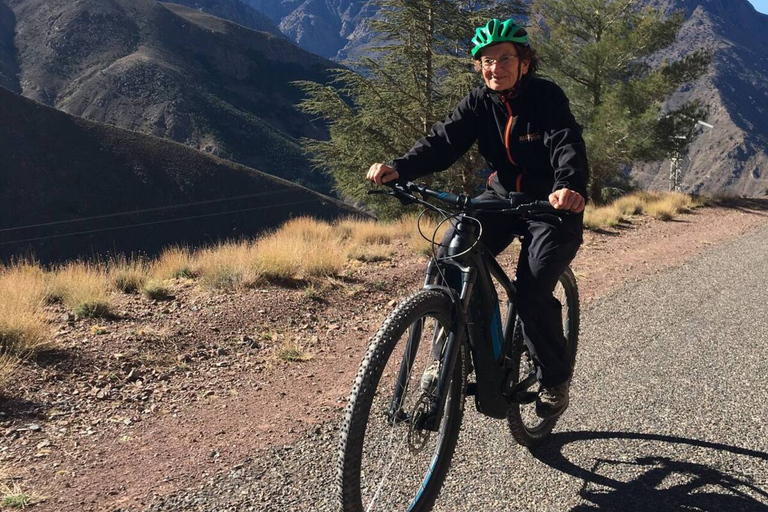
xmin=1 ymin=199 xmax=767 ymax=511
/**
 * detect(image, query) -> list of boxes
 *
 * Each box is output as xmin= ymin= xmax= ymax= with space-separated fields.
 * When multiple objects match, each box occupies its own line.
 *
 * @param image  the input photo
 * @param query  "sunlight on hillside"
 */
xmin=0 ymin=192 xmax=707 ymax=386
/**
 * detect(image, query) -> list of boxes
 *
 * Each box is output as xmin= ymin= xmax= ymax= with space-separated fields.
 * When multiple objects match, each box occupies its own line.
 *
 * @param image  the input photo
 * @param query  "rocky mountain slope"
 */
xmin=257 ymin=0 xmax=768 ymax=197
xmin=0 ymin=86 xmax=359 ymax=263
xmin=629 ymin=0 xmax=768 ymax=196
xmin=0 ymin=0 xmax=339 ymax=193
xmin=161 ymin=0 xmax=282 ymax=36
xmin=240 ymin=0 xmax=373 ymax=60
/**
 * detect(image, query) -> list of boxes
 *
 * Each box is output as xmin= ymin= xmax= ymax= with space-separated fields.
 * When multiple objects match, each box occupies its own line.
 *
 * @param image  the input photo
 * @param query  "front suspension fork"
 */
xmin=388 ymin=263 xmax=476 ymax=431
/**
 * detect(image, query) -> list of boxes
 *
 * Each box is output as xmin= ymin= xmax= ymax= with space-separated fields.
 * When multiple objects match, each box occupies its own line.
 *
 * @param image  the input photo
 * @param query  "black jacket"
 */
xmin=392 ymin=77 xmax=589 ymax=201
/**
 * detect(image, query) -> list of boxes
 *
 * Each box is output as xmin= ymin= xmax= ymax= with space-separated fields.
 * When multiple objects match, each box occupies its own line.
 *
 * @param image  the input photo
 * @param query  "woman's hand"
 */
xmin=366 ymin=163 xmax=400 ymax=186
xmin=549 ymin=188 xmax=585 ymax=213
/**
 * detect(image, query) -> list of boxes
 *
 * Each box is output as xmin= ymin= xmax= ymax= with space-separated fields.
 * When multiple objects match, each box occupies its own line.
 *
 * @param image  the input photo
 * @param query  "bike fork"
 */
xmin=388 ymin=317 xmax=425 ymax=423
xmin=418 ymin=269 xmax=476 ymax=432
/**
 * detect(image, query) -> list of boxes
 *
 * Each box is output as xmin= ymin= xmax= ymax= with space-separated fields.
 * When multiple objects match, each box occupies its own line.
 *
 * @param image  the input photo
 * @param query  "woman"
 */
xmin=366 ymin=18 xmax=589 ymax=418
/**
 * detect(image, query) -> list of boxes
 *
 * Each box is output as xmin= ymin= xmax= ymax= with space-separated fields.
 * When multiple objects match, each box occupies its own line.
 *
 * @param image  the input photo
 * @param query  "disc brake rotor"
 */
xmin=407 ymin=393 xmax=433 ymax=453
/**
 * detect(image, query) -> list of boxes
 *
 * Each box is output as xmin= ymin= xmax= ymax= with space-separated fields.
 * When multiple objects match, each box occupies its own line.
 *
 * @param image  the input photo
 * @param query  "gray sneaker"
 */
xmin=536 ymin=381 xmax=570 ymax=419
xmin=419 ymin=360 xmax=441 ymax=393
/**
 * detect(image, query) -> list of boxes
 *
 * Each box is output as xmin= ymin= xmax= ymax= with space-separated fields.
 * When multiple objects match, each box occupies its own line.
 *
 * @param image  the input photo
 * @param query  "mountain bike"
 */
xmin=337 ymin=180 xmax=580 ymax=512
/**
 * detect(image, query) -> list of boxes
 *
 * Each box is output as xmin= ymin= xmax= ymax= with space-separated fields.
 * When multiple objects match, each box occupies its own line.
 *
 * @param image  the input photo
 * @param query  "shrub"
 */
xmin=48 ymin=262 xmax=112 ymax=318
xmin=0 ymin=263 xmax=50 ymax=358
xmin=335 ymin=218 xmax=403 ymax=245
xmin=110 ymin=257 xmax=147 ymax=294
xmin=254 ymin=218 xmax=347 ymax=280
xmin=151 ymin=246 xmax=196 ymax=280
xmin=195 ymin=242 xmax=261 ymax=289
xmin=613 ymin=195 xmax=646 ymax=216
xmin=583 ymin=204 xmax=623 ymax=230
xmin=348 ymin=244 xmax=393 ymax=262
xmin=644 ymin=201 xmax=676 ymax=221
xmin=142 ymin=281 xmax=170 ymax=301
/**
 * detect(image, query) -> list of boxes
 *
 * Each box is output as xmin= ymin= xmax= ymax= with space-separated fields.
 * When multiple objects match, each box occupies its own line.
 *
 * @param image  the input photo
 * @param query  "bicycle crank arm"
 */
xmin=507 ymin=373 xmax=538 ymax=404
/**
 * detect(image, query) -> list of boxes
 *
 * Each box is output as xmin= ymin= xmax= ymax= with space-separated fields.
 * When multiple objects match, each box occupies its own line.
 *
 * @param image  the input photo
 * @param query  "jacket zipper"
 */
xmin=499 ymin=94 xmax=523 ymax=192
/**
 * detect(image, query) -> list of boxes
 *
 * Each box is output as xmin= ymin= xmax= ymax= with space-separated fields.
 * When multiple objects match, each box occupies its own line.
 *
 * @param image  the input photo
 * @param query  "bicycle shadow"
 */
xmin=530 ymin=430 xmax=768 ymax=511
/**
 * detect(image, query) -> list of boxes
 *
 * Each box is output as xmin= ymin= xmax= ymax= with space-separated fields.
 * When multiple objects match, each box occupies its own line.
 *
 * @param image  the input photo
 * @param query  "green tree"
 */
xmin=531 ymin=0 xmax=710 ymax=203
xmin=295 ymin=0 xmax=525 ymax=217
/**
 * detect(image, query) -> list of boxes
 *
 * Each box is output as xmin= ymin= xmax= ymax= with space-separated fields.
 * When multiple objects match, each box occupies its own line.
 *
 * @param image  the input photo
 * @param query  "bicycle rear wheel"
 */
xmin=338 ymin=289 xmax=467 ymax=512
xmin=507 ymin=267 xmax=580 ymax=447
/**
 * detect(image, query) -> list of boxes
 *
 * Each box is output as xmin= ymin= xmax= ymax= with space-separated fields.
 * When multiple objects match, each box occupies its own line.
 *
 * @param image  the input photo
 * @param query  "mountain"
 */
xmin=0 ymin=1 xmax=18 ymax=92
xmin=628 ymin=0 xmax=768 ymax=196
xmin=1 ymin=0 xmax=339 ymax=193
xmin=161 ymin=0 xmax=283 ymax=36
xmin=240 ymin=0 xmax=374 ymax=60
xmin=262 ymin=0 xmax=768 ymax=197
xmin=0 ymin=86 xmax=360 ymax=264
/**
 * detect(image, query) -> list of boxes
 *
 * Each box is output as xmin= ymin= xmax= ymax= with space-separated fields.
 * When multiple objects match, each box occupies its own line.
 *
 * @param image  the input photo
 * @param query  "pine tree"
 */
xmin=530 ymin=0 xmax=710 ymax=203
xmin=295 ymin=0 xmax=525 ymax=217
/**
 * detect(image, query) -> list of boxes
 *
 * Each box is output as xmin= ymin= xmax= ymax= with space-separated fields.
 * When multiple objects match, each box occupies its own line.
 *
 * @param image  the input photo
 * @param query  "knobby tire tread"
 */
xmin=507 ymin=267 xmax=580 ymax=448
xmin=338 ymin=290 xmax=466 ymax=512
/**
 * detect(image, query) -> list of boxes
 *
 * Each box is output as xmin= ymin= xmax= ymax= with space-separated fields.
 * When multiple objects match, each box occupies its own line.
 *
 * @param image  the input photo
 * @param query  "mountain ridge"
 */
xmin=1 ymin=0 xmax=339 ymax=192
xmin=0 ymin=85 xmax=360 ymax=263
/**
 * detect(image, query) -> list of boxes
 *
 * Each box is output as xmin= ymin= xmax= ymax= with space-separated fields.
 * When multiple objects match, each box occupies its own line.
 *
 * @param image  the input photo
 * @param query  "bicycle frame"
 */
xmin=388 ymin=215 xmax=523 ymax=430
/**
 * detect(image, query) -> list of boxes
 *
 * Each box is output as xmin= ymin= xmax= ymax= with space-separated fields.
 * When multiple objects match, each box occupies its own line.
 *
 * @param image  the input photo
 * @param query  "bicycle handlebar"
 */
xmin=379 ymin=180 xmax=571 ymax=219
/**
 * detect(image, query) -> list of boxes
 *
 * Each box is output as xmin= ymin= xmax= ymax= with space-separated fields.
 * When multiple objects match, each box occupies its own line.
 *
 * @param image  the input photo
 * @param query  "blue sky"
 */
xmin=746 ymin=0 xmax=768 ymax=14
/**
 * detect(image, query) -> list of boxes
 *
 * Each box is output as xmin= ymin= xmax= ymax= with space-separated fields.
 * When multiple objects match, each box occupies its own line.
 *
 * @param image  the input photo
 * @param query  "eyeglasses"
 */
xmin=480 ymin=53 xmax=519 ymax=69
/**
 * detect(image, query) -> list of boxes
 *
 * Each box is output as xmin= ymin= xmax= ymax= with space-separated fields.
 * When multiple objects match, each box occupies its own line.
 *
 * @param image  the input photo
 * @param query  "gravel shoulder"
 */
xmin=1 ymin=200 xmax=767 ymax=511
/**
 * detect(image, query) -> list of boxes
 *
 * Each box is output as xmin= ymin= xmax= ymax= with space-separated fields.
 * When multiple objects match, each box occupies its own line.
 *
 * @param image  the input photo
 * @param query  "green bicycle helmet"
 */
xmin=471 ymin=18 xmax=530 ymax=58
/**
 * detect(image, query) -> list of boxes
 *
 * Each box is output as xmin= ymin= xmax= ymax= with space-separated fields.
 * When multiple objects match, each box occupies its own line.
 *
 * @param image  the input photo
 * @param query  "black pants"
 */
xmin=439 ymin=189 xmax=583 ymax=387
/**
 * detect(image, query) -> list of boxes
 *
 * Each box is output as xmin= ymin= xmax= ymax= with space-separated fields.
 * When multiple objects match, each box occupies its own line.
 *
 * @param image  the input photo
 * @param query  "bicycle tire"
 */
xmin=506 ymin=267 xmax=580 ymax=448
xmin=338 ymin=289 xmax=468 ymax=512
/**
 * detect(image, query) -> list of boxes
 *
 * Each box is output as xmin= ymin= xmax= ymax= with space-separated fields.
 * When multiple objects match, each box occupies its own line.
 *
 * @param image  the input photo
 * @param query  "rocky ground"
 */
xmin=1 ymin=199 xmax=767 ymax=511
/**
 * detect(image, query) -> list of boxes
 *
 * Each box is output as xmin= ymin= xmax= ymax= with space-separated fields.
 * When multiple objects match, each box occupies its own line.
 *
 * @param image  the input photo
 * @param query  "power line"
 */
xmin=0 ymin=189 xmax=297 ymax=233
xmin=0 ymin=198 xmax=324 ymax=246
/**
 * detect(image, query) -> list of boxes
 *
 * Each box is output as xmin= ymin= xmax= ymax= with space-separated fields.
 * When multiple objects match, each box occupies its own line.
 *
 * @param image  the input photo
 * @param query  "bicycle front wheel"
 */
xmin=507 ymin=267 xmax=580 ymax=448
xmin=338 ymin=290 xmax=467 ymax=512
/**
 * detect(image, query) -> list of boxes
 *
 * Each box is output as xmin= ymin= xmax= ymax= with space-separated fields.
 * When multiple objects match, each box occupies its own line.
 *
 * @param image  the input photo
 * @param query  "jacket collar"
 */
xmin=485 ymin=75 xmax=533 ymax=105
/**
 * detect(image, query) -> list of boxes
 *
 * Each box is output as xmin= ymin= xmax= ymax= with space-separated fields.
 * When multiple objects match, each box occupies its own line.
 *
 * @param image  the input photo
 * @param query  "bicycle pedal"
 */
xmin=466 ymin=382 xmax=477 ymax=396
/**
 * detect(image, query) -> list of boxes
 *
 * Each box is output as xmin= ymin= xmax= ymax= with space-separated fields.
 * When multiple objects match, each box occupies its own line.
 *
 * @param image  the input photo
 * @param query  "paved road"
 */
xmin=150 ymin=224 xmax=768 ymax=511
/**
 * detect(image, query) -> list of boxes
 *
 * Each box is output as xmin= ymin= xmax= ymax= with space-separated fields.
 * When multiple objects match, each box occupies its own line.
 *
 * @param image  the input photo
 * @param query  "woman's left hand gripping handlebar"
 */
xmin=366 ymin=163 xmax=400 ymax=186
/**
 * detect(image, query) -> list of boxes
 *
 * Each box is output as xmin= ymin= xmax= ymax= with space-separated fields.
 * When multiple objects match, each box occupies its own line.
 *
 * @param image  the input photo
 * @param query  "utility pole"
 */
xmin=668 ymin=120 xmax=713 ymax=193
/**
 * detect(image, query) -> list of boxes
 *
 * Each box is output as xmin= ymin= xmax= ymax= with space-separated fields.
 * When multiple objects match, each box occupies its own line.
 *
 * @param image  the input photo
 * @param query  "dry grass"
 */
xmin=254 ymin=217 xmax=347 ymax=279
xmin=397 ymin=214 xmax=450 ymax=256
xmin=0 ymin=468 xmax=39 ymax=509
xmin=348 ymin=244 xmax=393 ymax=262
xmin=583 ymin=204 xmax=624 ymax=230
xmin=277 ymin=341 xmax=313 ymax=362
xmin=47 ymin=262 xmax=112 ymax=318
xmin=141 ymin=280 xmax=170 ymax=301
xmin=0 ymin=355 xmax=18 ymax=389
xmin=194 ymin=241 xmax=261 ymax=289
xmin=613 ymin=194 xmax=647 ymax=216
xmin=336 ymin=217 xmax=404 ymax=245
xmin=585 ymin=191 xmax=703 ymax=230
xmin=110 ymin=257 xmax=147 ymax=294
xmin=151 ymin=246 xmax=195 ymax=280
xmin=0 ymin=263 xmax=51 ymax=359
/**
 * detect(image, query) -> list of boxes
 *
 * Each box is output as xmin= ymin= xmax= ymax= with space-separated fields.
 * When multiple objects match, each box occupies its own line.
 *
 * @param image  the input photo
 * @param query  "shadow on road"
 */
xmin=531 ymin=430 xmax=768 ymax=512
